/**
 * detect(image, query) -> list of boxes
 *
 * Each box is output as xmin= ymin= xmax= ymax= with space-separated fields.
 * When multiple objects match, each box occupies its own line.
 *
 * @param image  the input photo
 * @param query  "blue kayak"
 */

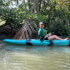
xmin=3 ymin=39 xmax=70 ymax=46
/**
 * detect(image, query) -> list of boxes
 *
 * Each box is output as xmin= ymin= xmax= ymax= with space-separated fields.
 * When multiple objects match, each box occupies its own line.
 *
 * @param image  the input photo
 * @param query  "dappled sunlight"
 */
xmin=0 ymin=19 xmax=6 ymax=26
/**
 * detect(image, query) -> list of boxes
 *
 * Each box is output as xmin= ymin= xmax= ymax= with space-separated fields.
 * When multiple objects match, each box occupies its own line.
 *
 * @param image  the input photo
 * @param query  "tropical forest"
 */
xmin=0 ymin=0 xmax=70 ymax=39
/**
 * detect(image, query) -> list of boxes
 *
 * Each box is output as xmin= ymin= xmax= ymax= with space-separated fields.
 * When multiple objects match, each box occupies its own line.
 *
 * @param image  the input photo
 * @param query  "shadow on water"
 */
xmin=3 ymin=44 xmax=70 ymax=54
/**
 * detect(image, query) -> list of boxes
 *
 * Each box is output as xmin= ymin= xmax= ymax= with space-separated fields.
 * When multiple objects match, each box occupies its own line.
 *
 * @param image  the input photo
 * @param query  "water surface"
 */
xmin=0 ymin=41 xmax=70 ymax=70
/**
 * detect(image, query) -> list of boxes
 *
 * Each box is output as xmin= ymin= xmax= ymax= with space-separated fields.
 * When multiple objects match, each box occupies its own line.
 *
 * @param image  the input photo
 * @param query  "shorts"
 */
xmin=44 ymin=37 xmax=48 ymax=40
xmin=40 ymin=36 xmax=48 ymax=42
xmin=44 ymin=35 xmax=50 ymax=40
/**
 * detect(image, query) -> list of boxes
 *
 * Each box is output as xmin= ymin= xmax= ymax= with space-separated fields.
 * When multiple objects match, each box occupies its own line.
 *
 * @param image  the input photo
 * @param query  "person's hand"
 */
xmin=48 ymin=33 xmax=52 ymax=36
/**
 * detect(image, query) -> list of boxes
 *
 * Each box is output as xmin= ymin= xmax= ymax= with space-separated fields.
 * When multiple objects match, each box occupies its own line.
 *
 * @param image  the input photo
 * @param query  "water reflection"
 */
xmin=0 ymin=43 xmax=70 ymax=70
xmin=4 ymin=45 xmax=69 ymax=54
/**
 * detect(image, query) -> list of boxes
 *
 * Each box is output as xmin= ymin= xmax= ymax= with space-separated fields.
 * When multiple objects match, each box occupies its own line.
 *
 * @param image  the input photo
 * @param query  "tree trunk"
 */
xmin=13 ymin=19 xmax=38 ymax=39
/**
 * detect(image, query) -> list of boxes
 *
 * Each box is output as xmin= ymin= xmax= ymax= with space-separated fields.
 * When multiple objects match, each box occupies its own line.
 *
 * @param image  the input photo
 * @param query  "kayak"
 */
xmin=3 ymin=39 xmax=70 ymax=46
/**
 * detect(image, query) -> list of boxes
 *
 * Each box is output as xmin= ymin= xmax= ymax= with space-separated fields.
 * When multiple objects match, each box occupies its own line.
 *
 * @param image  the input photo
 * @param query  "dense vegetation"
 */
xmin=0 ymin=0 xmax=70 ymax=38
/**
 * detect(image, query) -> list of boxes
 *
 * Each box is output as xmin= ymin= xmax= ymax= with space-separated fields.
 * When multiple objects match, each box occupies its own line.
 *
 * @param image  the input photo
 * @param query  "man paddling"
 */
xmin=38 ymin=22 xmax=68 ymax=41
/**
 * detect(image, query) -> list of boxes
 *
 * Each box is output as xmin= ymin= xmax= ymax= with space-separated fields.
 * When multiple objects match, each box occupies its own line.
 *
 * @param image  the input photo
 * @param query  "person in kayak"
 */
xmin=38 ymin=22 xmax=68 ymax=41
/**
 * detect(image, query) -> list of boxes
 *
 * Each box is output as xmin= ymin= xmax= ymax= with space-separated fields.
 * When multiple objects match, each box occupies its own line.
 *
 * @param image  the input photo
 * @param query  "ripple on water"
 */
xmin=0 ymin=43 xmax=70 ymax=70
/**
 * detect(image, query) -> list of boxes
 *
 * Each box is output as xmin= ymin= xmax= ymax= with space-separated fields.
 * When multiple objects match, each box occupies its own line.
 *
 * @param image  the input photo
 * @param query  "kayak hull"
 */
xmin=3 ymin=39 xmax=70 ymax=46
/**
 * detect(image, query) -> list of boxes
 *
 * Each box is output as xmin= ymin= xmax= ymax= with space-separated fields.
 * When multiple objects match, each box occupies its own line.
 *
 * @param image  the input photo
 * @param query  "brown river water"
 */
xmin=0 ymin=41 xmax=70 ymax=70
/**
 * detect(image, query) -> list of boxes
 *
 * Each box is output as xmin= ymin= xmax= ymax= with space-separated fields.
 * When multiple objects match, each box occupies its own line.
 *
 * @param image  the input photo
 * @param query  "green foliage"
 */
xmin=0 ymin=0 xmax=70 ymax=36
xmin=36 ymin=0 xmax=70 ymax=36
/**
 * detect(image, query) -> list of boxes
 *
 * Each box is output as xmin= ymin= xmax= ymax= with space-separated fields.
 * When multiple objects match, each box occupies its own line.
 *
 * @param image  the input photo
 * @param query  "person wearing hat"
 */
xmin=38 ymin=22 xmax=68 ymax=41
